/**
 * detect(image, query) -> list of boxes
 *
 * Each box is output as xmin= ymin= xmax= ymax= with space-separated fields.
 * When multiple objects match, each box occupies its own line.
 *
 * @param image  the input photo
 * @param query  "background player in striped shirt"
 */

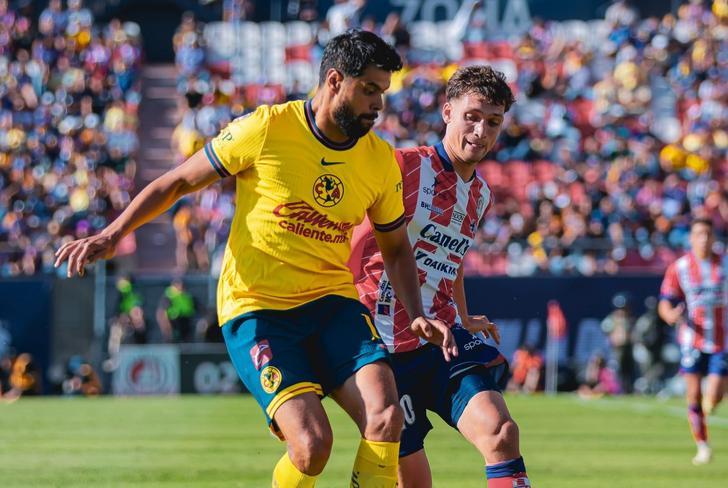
xmin=659 ymin=218 xmax=728 ymax=465
xmin=350 ymin=65 xmax=531 ymax=487
xmin=55 ymin=30 xmax=457 ymax=487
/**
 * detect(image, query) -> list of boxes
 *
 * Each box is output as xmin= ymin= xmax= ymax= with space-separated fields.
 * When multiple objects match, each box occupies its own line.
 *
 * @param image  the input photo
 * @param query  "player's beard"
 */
xmin=333 ymin=102 xmax=376 ymax=139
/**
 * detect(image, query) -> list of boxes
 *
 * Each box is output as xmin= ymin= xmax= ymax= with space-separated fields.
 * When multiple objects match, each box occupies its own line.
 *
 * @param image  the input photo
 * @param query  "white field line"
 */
xmin=569 ymin=396 xmax=728 ymax=429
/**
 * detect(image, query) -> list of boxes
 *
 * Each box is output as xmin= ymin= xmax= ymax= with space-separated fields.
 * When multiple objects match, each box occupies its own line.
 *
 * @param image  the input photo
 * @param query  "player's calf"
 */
xmin=458 ymin=390 xmax=531 ymax=487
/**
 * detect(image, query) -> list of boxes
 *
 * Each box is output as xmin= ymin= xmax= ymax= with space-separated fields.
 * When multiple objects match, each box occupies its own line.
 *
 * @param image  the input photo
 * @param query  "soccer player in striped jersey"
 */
xmin=55 ymin=30 xmax=457 ymax=487
xmin=659 ymin=218 xmax=727 ymax=465
xmin=350 ymin=65 xmax=531 ymax=487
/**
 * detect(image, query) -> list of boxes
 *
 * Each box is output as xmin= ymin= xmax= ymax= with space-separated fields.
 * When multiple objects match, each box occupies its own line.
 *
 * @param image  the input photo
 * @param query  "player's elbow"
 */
xmin=657 ymin=301 xmax=671 ymax=322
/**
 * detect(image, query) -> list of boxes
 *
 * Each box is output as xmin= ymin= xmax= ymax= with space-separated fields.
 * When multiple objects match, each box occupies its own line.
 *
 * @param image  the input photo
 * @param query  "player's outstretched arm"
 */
xmin=55 ymin=149 xmax=222 ymax=277
xmin=453 ymin=263 xmax=500 ymax=343
xmin=374 ymin=223 xmax=458 ymax=361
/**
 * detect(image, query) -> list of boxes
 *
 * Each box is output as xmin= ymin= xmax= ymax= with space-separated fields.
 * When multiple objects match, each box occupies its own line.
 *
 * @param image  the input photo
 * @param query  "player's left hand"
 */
xmin=410 ymin=316 xmax=458 ymax=361
xmin=463 ymin=315 xmax=500 ymax=344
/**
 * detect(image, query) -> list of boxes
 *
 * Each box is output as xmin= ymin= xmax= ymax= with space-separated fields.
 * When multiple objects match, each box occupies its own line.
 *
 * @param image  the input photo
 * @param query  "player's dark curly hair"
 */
xmin=691 ymin=217 xmax=713 ymax=230
xmin=319 ymin=29 xmax=403 ymax=85
xmin=446 ymin=65 xmax=516 ymax=112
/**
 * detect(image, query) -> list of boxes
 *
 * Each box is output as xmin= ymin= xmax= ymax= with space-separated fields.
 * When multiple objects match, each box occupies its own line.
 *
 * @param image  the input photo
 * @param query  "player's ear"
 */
xmin=326 ymin=68 xmax=344 ymax=94
xmin=442 ymin=101 xmax=452 ymax=124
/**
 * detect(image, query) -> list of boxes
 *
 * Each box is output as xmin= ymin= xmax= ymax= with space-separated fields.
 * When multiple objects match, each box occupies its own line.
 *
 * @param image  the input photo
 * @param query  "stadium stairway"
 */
xmin=134 ymin=64 xmax=179 ymax=272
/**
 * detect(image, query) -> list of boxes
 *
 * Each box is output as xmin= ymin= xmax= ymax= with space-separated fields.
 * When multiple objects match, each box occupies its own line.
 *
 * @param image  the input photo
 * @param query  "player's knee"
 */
xmin=288 ymin=428 xmax=333 ymax=474
xmin=366 ymin=402 xmax=404 ymax=440
xmin=490 ymin=418 xmax=519 ymax=454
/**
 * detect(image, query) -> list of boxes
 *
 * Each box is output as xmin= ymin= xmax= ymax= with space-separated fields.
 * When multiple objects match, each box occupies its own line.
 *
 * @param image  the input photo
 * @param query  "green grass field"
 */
xmin=1 ymin=394 xmax=726 ymax=487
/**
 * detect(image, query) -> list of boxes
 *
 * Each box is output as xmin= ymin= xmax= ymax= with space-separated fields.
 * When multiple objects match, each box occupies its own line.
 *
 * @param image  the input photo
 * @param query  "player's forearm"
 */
xmin=453 ymin=264 xmax=469 ymax=321
xmin=381 ymin=243 xmax=426 ymax=320
xmin=102 ymin=174 xmax=194 ymax=242
xmin=658 ymin=300 xmax=678 ymax=324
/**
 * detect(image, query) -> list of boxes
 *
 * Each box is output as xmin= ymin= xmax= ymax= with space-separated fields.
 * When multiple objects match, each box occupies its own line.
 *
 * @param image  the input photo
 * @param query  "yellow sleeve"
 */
xmin=368 ymin=149 xmax=405 ymax=232
xmin=204 ymin=105 xmax=270 ymax=177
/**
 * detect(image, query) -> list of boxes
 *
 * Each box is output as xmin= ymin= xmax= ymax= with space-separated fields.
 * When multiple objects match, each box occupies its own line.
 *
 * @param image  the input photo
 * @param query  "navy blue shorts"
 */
xmin=222 ymin=295 xmax=389 ymax=432
xmin=392 ymin=326 xmax=509 ymax=456
xmin=680 ymin=348 xmax=728 ymax=376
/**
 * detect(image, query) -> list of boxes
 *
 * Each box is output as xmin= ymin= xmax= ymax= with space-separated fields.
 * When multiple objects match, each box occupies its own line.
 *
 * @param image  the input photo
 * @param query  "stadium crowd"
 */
xmin=1 ymin=1 xmax=726 ymax=278
xmin=0 ymin=0 xmax=142 ymax=277
xmin=170 ymin=0 xmax=727 ymax=276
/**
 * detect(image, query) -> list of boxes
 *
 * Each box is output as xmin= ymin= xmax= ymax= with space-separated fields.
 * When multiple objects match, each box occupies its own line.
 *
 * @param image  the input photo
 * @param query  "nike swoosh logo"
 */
xmin=321 ymin=157 xmax=346 ymax=166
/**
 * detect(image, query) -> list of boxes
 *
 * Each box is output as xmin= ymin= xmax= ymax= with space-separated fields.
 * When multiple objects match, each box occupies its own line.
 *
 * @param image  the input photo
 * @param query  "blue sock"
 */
xmin=486 ymin=457 xmax=530 ymax=487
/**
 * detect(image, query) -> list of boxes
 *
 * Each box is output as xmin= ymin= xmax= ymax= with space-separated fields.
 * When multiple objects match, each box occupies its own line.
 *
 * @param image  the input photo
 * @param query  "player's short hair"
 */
xmin=691 ymin=217 xmax=713 ymax=230
xmin=319 ymin=29 xmax=402 ymax=85
xmin=446 ymin=65 xmax=515 ymax=112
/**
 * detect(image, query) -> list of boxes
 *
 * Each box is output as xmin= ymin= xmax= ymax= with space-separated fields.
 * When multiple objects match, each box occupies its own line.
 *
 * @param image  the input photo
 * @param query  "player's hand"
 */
xmin=54 ymin=232 xmax=118 ymax=277
xmin=663 ymin=303 xmax=686 ymax=326
xmin=463 ymin=315 xmax=500 ymax=344
xmin=410 ymin=316 xmax=458 ymax=362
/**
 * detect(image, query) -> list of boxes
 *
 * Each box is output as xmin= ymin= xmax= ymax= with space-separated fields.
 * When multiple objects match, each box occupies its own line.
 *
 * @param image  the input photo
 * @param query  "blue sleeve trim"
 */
xmin=659 ymin=294 xmax=682 ymax=306
xmin=373 ymin=213 xmax=406 ymax=233
xmin=204 ymin=142 xmax=231 ymax=178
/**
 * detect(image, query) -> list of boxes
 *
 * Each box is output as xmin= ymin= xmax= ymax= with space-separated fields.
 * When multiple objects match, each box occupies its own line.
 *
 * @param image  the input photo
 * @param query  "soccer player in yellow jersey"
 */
xmin=55 ymin=30 xmax=456 ymax=487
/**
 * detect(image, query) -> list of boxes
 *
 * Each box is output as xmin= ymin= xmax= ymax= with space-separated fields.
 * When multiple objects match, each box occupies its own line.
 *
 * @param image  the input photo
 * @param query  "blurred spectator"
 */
xmin=0 ymin=319 xmax=10 ymax=359
xmin=8 ymin=352 xmax=41 ymax=397
xmin=326 ymin=0 xmax=366 ymax=36
xmin=0 ymin=2 xmax=142 ymax=276
xmin=507 ymin=345 xmax=544 ymax=394
xmin=104 ymin=275 xmax=147 ymax=371
xmin=632 ymin=296 xmax=668 ymax=393
xmin=601 ymin=293 xmax=636 ymax=393
xmin=196 ymin=309 xmax=223 ymax=343
xmin=577 ymin=354 xmax=621 ymax=398
xmin=0 ymin=354 xmax=12 ymax=397
xmin=62 ymin=355 xmax=101 ymax=396
xmin=157 ymin=278 xmax=197 ymax=343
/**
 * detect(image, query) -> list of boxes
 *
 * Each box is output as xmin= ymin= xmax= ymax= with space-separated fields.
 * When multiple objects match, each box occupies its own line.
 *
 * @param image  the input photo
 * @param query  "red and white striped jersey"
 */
xmin=349 ymin=143 xmax=492 ymax=353
xmin=660 ymin=252 xmax=728 ymax=353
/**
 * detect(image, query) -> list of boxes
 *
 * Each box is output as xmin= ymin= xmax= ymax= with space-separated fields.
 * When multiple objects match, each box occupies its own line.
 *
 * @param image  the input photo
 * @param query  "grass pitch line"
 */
xmin=571 ymin=396 xmax=728 ymax=428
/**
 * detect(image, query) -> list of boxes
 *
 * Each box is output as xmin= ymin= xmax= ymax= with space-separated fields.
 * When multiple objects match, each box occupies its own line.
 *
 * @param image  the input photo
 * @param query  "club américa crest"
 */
xmin=260 ymin=366 xmax=282 ymax=394
xmin=313 ymin=174 xmax=344 ymax=207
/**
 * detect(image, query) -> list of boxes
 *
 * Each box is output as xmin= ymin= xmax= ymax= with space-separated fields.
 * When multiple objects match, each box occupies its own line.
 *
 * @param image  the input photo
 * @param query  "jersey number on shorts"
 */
xmin=400 ymin=394 xmax=416 ymax=429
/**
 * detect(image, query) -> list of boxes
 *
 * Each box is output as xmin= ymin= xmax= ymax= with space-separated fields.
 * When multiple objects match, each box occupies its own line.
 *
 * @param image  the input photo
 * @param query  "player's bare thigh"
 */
xmin=330 ymin=360 xmax=403 ymax=441
xmin=273 ymin=391 xmax=333 ymax=475
xmin=398 ymin=449 xmax=432 ymax=488
xmin=457 ymin=390 xmax=520 ymax=463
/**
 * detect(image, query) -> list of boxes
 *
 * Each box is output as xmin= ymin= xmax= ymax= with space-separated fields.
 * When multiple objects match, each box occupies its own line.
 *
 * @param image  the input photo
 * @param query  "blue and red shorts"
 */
xmin=392 ymin=326 xmax=509 ymax=456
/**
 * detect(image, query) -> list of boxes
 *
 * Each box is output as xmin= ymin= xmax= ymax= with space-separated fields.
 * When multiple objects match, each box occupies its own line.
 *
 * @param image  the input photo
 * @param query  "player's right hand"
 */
xmin=410 ymin=316 xmax=458 ymax=362
xmin=663 ymin=303 xmax=686 ymax=326
xmin=463 ymin=315 xmax=501 ymax=344
xmin=54 ymin=232 xmax=118 ymax=277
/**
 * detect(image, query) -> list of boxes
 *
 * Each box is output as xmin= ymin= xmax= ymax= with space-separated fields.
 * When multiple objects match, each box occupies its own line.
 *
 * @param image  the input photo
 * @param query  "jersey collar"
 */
xmin=434 ymin=140 xmax=476 ymax=182
xmin=304 ymin=99 xmax=357 ymax=151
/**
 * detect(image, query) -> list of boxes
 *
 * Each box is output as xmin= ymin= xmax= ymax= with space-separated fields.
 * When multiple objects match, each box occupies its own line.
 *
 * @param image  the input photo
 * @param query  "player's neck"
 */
xmin=692 ymin=249 xmax=710 ymax=261
xmin=442 ymin=138 xmax=476 ymax=182
xmin=309 ymin=95 xmax=351 ymax=144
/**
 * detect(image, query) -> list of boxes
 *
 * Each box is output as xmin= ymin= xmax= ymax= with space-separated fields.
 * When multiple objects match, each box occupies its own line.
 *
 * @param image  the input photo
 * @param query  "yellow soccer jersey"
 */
xmin=205 ymin=100 xmax=405 ymax=324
